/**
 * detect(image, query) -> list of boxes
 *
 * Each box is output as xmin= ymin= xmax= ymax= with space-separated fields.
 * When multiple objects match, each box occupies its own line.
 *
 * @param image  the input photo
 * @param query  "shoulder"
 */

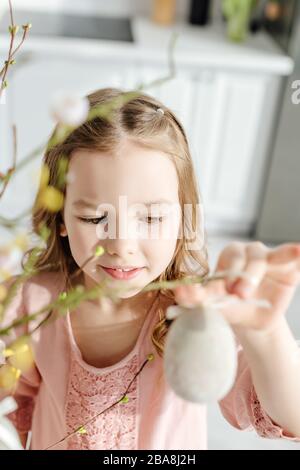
xmin=23 ymin=271 xmax=66 ymax=317
xmin=1 ymin=270 xmax=64 ymax=292
xmin=23 ymin=270 xmax=65 ymax=296
xmin=0 ymin=271 xmax=65 ymax=330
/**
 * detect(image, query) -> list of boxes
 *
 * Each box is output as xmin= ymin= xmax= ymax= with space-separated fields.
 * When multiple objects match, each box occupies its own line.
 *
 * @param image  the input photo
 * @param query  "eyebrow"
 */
xmin=143 ymin=199 xmax=175 ymax=206
xmin=72 ymin=198 xmax=175 ymax=209
xmin=72 ymin=199 xmax=99 ymax=210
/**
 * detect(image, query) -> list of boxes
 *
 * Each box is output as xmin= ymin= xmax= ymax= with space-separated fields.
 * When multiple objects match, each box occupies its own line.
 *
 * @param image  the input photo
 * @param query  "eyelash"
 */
xmin=77 ymin=216 xmax=165 ymax=225
xmin=77 ymin=216 xmax=107 ymax=225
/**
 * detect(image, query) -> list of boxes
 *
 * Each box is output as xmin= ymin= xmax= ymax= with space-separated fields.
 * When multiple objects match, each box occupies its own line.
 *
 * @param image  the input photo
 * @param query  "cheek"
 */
xmin=146 ymin=216 xmax=180 ymax=254
xmin=66 ymin=220 xmax=98 ymax=264
xmin=145 ymin=236 xmax=178 ymax=271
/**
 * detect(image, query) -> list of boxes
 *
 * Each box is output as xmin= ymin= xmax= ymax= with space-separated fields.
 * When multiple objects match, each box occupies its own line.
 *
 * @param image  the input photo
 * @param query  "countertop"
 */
xmin=0 ymin=4 xmax=294 ymax=76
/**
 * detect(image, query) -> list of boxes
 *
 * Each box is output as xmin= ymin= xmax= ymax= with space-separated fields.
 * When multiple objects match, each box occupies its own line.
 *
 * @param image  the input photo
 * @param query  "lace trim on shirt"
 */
xmin=250 ymin=385 xmax=300 ymax=440
xmin=65 ymin=353 xmax=139 ymax=450
xmin=6 ymin=396 xmax=34 ymax=433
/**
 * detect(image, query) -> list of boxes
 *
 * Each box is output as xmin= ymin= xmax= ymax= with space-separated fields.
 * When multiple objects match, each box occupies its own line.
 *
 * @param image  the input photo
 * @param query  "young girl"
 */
xmin=1 ymin=87 xmax=300 ymax=450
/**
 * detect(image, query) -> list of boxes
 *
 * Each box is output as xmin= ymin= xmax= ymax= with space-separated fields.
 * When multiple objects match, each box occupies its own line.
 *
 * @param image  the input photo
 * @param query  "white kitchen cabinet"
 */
xmin=191 ymin=72 xmax=282 ymax=234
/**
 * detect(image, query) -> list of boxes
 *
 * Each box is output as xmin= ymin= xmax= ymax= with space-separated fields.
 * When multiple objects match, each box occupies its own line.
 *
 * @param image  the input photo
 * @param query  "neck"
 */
xmin=70 ymin=270 xmax=158 ymax=323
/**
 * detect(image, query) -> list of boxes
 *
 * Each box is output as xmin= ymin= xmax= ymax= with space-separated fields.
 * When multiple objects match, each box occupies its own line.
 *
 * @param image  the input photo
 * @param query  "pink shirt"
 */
xmin=1 ymin=272 xmax=299 ymax=450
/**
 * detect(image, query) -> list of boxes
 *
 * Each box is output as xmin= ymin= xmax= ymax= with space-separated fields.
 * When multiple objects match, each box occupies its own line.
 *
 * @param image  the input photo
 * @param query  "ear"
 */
xmin=59 ymin=211 xmax=68 ymax=237
xmin=60 ymin=224 xmax=68 ymax=237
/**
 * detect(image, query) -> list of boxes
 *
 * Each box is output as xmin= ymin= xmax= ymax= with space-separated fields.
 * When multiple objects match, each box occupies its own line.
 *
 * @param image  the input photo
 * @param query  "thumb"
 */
xmin=173 ymin=283 xmax=208 ymax=308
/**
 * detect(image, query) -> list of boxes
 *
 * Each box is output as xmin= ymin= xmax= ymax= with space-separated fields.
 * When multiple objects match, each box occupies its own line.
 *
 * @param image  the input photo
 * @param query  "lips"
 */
xmin=102 ymin=266 xmax=141 ymax=271
xmin=100 ymin=265 xmax=144 ymax=280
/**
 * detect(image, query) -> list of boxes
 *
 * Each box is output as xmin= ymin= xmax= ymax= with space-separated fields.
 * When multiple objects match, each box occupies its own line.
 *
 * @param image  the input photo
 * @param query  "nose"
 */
xmin=104 ymin=236 xmax=138 ymax=258
xmin=96 ymin=213 xmax=141 ymax=258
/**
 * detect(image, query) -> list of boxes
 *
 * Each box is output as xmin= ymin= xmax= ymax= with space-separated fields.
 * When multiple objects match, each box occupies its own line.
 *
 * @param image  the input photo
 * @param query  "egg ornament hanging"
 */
xmin=163 ymin=303 xmax=238 ymax=404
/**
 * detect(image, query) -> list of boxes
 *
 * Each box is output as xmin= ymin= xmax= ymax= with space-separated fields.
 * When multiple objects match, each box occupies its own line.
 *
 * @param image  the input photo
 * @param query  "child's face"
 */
xmin=61 ymin=139 xmax=181 ymax=298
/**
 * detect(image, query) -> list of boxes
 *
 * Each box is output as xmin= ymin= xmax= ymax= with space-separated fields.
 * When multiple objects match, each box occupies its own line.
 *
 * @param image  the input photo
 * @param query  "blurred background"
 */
xmin=0 ymin=0 xmax=299 ymax=450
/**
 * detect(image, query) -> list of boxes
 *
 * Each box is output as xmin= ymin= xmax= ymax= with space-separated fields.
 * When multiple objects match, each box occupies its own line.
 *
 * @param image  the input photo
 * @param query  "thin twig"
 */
xmin=137 ymin=32 xmax=178 ymax=91
xmin=0 ymin=1 xmax=15 ymax=88
xmin=0 ymin=270 xmax=232 ymax=337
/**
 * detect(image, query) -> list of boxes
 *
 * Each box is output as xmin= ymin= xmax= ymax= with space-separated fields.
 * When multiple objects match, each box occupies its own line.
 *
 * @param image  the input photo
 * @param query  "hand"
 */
xmin=173 ymin=241 xmax=300 ymax=332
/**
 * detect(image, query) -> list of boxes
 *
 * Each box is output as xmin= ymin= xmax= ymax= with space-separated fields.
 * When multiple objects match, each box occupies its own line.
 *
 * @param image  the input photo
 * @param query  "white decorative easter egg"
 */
xmin=164 ymin=304 xmax=237 ymax=403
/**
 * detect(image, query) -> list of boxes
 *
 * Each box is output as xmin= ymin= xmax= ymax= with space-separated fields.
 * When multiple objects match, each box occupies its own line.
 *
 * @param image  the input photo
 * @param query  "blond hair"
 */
xmin=23 ymin=87 xmax=209 ymax=357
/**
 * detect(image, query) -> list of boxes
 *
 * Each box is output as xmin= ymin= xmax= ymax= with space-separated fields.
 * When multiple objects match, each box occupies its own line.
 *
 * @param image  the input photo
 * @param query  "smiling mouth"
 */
xmin=99 ymin=265 xmax=145 ymax=280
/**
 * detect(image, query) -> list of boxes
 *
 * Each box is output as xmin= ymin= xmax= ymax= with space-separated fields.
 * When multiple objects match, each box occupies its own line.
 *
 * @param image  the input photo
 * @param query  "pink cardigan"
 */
xmin=1 ymin=271 xmax=299 ymax=450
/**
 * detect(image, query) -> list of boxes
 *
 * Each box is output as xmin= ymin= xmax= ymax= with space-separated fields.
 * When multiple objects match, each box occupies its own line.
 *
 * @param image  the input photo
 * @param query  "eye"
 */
xmin=77 ymin=216 xmax=107 ymax=225
xmin=143 ymin=216 xmax=165 ymax=224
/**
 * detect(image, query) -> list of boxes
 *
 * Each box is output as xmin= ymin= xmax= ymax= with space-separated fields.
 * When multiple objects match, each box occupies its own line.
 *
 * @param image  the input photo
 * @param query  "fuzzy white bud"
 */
xmin=50 ymin=91 xmax=89 ymax=127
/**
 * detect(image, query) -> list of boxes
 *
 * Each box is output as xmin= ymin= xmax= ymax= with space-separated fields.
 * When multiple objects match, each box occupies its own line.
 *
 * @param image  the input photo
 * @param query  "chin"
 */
xmin=105 ymin=278 xmax=144 ymax=297
xmin=117 ymin=289 xmax=142 ymax=299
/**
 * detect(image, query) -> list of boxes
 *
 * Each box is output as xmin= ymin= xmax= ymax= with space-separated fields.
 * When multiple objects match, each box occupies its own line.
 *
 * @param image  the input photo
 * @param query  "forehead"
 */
xmin=66 ymin=141 xmax=179 ymax=204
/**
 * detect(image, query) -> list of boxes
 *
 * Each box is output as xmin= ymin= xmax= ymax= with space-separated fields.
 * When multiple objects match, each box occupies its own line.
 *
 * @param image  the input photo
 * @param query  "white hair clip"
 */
xmin=156 ymin=107 xmax=164 ymax=115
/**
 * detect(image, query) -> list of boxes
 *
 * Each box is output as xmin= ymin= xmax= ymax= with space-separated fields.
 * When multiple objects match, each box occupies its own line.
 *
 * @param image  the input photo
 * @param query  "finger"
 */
xmin=265 ymin=265 xmax=300 ymax=287
xmin=231 ymin=242 xmax=268 ymax=298
xmin=214 ymin=241 xmax=246 ymax=292
xmin=267 ymin=243 xmax=300 ymax=265
xmin=173 ymin=284 xmax=207 ymax=307
xmin=213 ymin=295 xmax=273 ymax=329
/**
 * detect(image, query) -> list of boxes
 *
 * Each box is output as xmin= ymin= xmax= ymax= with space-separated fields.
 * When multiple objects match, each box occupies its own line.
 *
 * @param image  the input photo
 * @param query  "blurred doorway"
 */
xmin=255 ymin=2 xmax=300 ymax=243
